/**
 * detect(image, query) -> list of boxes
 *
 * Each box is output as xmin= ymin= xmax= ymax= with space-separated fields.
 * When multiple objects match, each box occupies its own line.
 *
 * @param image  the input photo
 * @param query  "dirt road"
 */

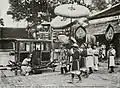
xmin=0 ymin=63 xmax=120 ymax=88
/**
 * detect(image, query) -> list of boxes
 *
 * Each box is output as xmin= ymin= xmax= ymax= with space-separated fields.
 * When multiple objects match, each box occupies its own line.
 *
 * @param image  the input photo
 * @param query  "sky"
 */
xmin=0 ymin=0 xmax=27 ymax=28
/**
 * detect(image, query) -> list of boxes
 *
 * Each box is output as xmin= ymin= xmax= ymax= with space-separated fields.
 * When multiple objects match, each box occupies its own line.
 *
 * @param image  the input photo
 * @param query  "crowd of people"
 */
xmin=19 ymin=41 xmax=116 ymax=84
xmin=59 ymin=42 xmax=116 ymax=83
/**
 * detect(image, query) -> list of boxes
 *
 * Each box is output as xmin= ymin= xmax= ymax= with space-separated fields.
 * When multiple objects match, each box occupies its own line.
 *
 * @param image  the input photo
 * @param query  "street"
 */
xmin=0 ymin=62 xmax=120 ymax=88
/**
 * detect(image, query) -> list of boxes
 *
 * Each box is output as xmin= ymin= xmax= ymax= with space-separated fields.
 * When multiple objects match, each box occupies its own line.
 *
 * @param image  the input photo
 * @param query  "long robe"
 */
xmin=93 ymin=48 xmax=99 ymax=70
xmin=72 ymin=50 xmax=80 ymax=71
xmin=80 ymin=49 xmax=87 ymax=68
xmin=107 ymin=48 xmax=116 ymax=66
xmin=86 ymin=48 xmax=94 ymax=68
xmin=59 ymin=49 xmax=67 ymax=67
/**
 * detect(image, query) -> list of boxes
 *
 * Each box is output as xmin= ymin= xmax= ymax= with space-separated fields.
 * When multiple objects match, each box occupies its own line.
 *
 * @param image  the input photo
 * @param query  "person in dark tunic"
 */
xmin=79 ymin=43 xmax=87 ymax=68
xmin=69 ymin=43 xmax=81 ymax=83
xmin=79 ymin=43 xmax=88 ymax=77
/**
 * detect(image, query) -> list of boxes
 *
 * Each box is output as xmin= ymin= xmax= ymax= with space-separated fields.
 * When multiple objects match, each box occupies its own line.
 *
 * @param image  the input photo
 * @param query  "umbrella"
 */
xmin=57 ymin=35 xmax=77 ymax=44
xmin=51 ymin=16 xmax=77 ymax=29
xmin=58 ymin=35 xmax=69 ymax=44
xmin=54 ymin=4 xmax=90 ymax=18
xmin=51 ymin=16 xmax=88 ymax=29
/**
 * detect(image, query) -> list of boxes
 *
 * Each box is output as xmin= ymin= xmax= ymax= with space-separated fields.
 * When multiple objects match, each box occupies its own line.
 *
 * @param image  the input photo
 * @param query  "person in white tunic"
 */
xmin=86 ymin=43 xmax=94 ymax=74
xmin=21 ymin=54 xmax=32 ymax=76
xmin=107 ymin=44 xmax=116 ymax=73
xmin=93 ymin=45 xmax=99 ymax=71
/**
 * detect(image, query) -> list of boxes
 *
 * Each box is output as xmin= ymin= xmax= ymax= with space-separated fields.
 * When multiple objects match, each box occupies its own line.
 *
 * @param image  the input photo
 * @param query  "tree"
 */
xmin=8 ymin=0 xmax=58 ymax=28
xmin=92 ymin=0 xmax=107 ymax=11
xmin=0 ymin=18 xmax=4 ymax=26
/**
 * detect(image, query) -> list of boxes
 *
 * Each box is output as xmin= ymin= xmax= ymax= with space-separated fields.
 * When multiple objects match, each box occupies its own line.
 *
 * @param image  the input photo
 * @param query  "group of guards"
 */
xmin=19 ymin=41 xmax=116 ymax=83
xmin=59 ymin=42 xmax=116 ymax=83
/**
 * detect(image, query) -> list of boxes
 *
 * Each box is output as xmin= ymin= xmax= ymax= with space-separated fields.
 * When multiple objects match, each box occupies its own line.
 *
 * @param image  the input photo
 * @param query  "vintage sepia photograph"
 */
xmin=0 ymin=0 xmax=120 ymax=88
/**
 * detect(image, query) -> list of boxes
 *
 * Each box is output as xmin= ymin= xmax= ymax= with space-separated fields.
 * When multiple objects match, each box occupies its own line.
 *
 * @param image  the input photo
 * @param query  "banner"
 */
xmin=75 ymin=26 xmax=87 ymax=39
xmin=105 ymin=24 xmax=114 ymax=41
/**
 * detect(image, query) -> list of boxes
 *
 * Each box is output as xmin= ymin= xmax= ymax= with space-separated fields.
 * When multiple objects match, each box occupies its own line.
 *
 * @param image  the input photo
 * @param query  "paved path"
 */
xmin=1 ymin=63 xmax=120 ymax=88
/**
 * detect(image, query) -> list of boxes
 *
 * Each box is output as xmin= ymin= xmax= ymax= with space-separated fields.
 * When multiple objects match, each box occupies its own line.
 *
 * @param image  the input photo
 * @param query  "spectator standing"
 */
xmin=59 ymin=46 xmax=68 ymax=74
xmin=93 ymin=45 xmax=99 ymax=71
xmin=96 ymin=42 xmax=101 ymax=62
xmin=69 ymin=43 xmax=81 ymax=83
xmin=86 ymin=43 xmax=94 ymax=74
xmin=101 ymin=44 xmax=106 ymax=61
xmin=79 ymin=43 xmax=87 ymax=68
xmin=107 ymin=44 xmax=116 ymax=73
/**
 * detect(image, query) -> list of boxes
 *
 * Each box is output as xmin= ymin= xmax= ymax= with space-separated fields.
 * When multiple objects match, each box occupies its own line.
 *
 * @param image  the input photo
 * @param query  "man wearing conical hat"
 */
xmin=69 ymin=43 xmax=82 ymax=83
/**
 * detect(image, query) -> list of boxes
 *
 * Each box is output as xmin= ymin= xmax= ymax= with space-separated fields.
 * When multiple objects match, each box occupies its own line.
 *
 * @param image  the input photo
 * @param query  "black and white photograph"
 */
xmin=0 ymin=0 xmax=120 ymax=88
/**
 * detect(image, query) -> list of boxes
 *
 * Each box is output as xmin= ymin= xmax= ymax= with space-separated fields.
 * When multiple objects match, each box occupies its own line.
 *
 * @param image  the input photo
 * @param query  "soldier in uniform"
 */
xmin=79 ymin=43 xmax=87 ymax=68
xmin=107 ymin=44 xmax=116 ymax=73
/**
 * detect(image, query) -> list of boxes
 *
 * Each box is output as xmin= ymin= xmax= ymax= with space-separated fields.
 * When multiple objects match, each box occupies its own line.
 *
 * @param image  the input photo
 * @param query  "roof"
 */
xmin=15 ymin=39 xmax=52 ymax=43
xmin=0 ymin=27 xmax=33 ymax=39
xmin=0 ymin=38 xmax=52 ymax=43
xmin=86 ymin=20 xmax=120 ymax=35
xmin=88 ymin=3 xmax=120 ymax=20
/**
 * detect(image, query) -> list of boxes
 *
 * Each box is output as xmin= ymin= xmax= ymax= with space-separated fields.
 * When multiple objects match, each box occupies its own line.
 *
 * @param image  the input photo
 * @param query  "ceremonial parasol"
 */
xmin=57 ymin=35 xmax=77 ymax=44
xmin=54 ymin=4 xmax=90 ymax=18
xmin=58 ymin=35 xmax=69 ymax=44
xmin=51 ymin=16 xmax=89 ymax=29
xmin=51 ymin=16 xmax=77 ymax=29
xmin=54 ymin=4 xmax=90 ymax=43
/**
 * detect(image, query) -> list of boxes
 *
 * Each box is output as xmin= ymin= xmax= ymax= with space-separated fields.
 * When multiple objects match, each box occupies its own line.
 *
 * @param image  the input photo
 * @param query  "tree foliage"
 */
xmin=8 ymin=0 xmax=58 ymax=27
xmin=8 ymin=0 xmax=120 ymax=28
xmin=0 ymin=18 xmax=4 ymax=26
xmin=92 ymin=0 xmax=107 ymax=11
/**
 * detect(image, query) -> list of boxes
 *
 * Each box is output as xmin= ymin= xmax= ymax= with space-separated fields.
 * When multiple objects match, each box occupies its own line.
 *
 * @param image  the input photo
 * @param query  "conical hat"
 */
xmin=72 ymin=43 xmax=79 ymax=48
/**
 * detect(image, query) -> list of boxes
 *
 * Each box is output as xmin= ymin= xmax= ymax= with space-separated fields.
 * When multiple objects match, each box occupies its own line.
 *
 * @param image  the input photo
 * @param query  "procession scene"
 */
xmin=1 ymin=0 xmax=120 ymax=88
